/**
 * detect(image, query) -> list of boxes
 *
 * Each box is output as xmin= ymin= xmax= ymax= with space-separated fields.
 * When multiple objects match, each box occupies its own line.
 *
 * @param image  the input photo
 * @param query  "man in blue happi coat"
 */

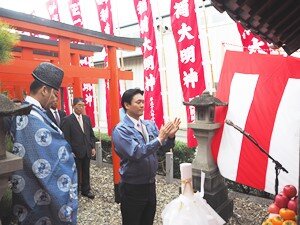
xmin=112 ymin=88 xmax=181 ymax=225
xmin=10 ymin=62 xmax=78 ymax=225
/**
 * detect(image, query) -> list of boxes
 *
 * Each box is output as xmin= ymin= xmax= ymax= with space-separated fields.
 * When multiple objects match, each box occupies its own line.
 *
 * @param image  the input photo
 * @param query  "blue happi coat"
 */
xmin=10 ymin=104 xmax=78 ymax=225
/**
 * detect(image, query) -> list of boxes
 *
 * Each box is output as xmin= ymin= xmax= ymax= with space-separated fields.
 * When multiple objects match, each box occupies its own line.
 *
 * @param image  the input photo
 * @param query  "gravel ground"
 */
xmin=78 ymin=163 xmax=272 ymax=225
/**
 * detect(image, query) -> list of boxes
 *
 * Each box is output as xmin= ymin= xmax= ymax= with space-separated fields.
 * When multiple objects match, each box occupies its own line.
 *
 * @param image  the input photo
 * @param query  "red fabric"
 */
xmin=133 ymin=0 xmax=164 ymax=128
xmin=237 ymin=22 xmax=270 ymax=54
xmin=46 ymin=0 xmax=71 ymax=115
xmin=170 ymin=0 xmax=206 ymax=147
xmin=211 ymin=51 xmax=300 ymax=193
xmin=68 ymin=0 xmax=95 ymax=127
xmin=62 ymin=87 xmax=70 ymax=115
xmin=95 ymin=0 xmax=113 ymax=35
xmin=95 ymin=0 xmax=120 ymax=135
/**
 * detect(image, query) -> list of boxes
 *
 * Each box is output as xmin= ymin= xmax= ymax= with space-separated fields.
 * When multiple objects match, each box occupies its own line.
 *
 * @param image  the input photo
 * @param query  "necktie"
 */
xmin=78 ymin=116 xmax=84 ymax=132
xmin=54 ymin=110 xmax=60 ymax=126
xmin=138 ymin=121 xmax=148 ymax=143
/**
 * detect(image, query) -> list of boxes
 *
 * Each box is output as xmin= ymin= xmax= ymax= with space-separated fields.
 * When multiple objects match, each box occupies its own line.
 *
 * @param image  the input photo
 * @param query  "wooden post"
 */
xmin=107 ymin=46 xmax=121 ymax=203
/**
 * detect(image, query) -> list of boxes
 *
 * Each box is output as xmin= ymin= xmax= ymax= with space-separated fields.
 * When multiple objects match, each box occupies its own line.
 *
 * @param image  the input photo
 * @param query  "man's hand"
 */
xmin=91 ymin=148 xmax=96 ymax=157
xmin=158 ymin=122 xmax=174 ymax=143
xmin=168 ymin=117 xmax=181 ymax=138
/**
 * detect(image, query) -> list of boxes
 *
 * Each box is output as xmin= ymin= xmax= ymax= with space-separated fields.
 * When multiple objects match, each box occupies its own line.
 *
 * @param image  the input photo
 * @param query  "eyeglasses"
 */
xmin=76 ymin=104 xmax=85 ymax=108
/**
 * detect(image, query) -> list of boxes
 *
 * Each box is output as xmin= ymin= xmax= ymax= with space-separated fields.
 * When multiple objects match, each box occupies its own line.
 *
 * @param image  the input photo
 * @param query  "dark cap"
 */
xmin=32 ymin=62 xmax=64 ymax=90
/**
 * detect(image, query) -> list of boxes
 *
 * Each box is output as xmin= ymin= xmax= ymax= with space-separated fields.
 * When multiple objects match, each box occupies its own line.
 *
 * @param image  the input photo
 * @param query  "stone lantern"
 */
xmin=183 ymin=91 xmax=233 ymax=222
xmin=0 ymin=94 xmax=31 ymax=225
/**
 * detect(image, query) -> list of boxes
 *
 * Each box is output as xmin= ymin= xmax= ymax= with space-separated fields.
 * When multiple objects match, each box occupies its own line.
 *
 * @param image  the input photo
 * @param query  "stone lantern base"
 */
xmin=193 ymin=168 xmax=233 ymax=222
xmin=0 ymin=152 xmax=23 ymax=225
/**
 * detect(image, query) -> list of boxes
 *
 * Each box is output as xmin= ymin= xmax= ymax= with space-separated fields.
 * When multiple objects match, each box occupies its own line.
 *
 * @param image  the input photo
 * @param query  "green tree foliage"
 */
xmin=0 ymin=22 xmax=19 ymax=63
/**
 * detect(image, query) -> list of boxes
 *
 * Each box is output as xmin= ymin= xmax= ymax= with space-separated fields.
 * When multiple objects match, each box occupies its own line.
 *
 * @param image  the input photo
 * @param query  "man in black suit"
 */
xmin=61 ymin=97 xmax=96 ymax=199
xmin=46 ymin=99 xmax=66 ymax=127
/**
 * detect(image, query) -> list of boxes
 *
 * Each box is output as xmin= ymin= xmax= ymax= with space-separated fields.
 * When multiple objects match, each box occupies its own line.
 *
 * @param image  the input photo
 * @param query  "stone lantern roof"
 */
xmin=183 ymin=91 xmax=228 ymax=107
xmin=0 ymin=94 xmax=31 ymax=117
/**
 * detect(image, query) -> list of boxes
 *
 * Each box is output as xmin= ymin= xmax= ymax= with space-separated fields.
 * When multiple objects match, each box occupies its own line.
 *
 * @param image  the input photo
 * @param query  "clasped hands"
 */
xmin=158 ymin=117 xmax=181 ymax=143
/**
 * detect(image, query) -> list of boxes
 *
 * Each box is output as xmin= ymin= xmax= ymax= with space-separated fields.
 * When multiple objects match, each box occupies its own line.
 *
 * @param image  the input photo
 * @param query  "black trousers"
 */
xmin=119 ymin=182 xmax=156 ymax=225
xmin=75 ymin=155 xmax=91 ymax=194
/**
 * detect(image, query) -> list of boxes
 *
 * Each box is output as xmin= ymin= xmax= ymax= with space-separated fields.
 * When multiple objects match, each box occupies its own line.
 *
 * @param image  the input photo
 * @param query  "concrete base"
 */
xmin=0 ymin=152 xmax=23 ymax=225
xmin=0 ymin=152 xmax=23 ymax=205
xmin=192 ymin=168 xmax=233 ymax=222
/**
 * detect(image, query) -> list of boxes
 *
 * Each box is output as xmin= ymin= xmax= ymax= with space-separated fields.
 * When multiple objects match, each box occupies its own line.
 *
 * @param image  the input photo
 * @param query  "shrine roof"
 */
xmin=0 ymin=7 xmax=143 ymax=49
xmin=211 ymin=0 xmax=300 ymax=55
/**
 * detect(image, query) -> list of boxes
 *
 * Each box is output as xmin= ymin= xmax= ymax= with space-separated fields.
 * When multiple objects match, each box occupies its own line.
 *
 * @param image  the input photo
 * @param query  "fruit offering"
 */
xmin=262 ymin=184 xmax=298 ymax=225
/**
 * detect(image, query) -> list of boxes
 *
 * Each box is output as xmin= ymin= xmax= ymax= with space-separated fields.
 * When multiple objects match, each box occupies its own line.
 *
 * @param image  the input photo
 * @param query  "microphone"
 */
xmin=225 ymin=119 xmax=249 ymax=136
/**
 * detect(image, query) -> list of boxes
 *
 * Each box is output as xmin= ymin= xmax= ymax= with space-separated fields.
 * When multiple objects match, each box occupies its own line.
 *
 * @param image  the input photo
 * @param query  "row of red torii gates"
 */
xmin=0 ymin=7 xmax=143 ymax=199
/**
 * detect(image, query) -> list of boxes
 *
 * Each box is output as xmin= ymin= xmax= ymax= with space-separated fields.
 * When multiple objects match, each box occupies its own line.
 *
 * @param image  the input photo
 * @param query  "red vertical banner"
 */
xmin=46 ymin=0 xmax=60 ymax=22
xmin=95 ymin=0 xmax=119 ymax=135
xmin=46 ymin=0 xmax=71 ymax=115
xmin=133 ymin=0 xmax=164 ymax=128
xmin=237 ymin=22 xmax=270 ymax=54
xmin=170 ymin=0 xmax=206 ymax=147
xmin=68 ymin=0 xmax=96 ymax=126
xmin=95 ymin=0 xmax=114 ymax=35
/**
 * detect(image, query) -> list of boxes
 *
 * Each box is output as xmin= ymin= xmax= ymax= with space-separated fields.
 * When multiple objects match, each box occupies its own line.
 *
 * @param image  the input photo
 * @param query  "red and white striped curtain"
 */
xmin=170 ymin=0 xmax=206 ymax=147
xmin=68 ymin=0 xmax=96 ymax=126
xmin=95 ymin=0 xmax=121 ymax=135
xmin=133 ymin=0 xmax=164 ymax=128
xmin=212 ymin=51 xmax=300 ymax=194
xmin=237 ymin=22 xmax=270 ymax=54
xmin=46 ymin=0 xmax=71 ymax=115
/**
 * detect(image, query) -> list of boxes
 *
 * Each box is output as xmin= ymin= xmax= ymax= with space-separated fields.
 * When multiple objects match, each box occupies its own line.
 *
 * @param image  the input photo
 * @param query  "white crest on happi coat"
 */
xmin=178 ymin=23 xmax=194 ymax=42
xmin=174 ymin=0 xmax=189 ymax=19
xmin=183 ymin=68 xmax=198 ymax=88
xmin=145 ymin=74 xmax=156 ymax=91
xmin=180 ymin=45 xmax=195 ymax=64
xmin=140 ymin=15 xmax=149 ymax=34
xmin=137 ymin=0 xmax=147 ymax=15
xmin=248 ymin=37 xmax=268 ymax=54
xmin=100 ymin=7 xmax=109 ymax=22
xmin=144 ymin=55 xmax=154 ymax=70
xmin=143 ymin=37 xmax=153 ymax=52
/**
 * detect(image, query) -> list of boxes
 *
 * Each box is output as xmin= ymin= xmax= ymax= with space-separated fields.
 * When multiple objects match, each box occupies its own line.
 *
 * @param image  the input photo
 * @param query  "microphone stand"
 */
xmin=226 ymin=120 xmax=288 ymax=195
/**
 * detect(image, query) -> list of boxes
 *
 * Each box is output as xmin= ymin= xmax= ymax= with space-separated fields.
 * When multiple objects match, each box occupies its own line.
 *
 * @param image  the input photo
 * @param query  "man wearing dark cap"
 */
xmin=10 ymin=62 xmax=78 ymax=225
xmin=61 ymin=97 xmax=96 ymax=199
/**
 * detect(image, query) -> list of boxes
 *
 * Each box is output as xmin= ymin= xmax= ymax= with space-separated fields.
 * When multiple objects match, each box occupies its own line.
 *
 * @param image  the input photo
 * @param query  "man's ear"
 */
xmin=124 ymin=102 xmax=130 ymax=110
xmin=40 ymin=86 xmax=48 ymax=96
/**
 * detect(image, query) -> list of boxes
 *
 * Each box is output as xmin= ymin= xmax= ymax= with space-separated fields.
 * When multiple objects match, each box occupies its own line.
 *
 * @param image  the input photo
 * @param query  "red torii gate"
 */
xmin=0 ymin=7 xmax=142 ymax=201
